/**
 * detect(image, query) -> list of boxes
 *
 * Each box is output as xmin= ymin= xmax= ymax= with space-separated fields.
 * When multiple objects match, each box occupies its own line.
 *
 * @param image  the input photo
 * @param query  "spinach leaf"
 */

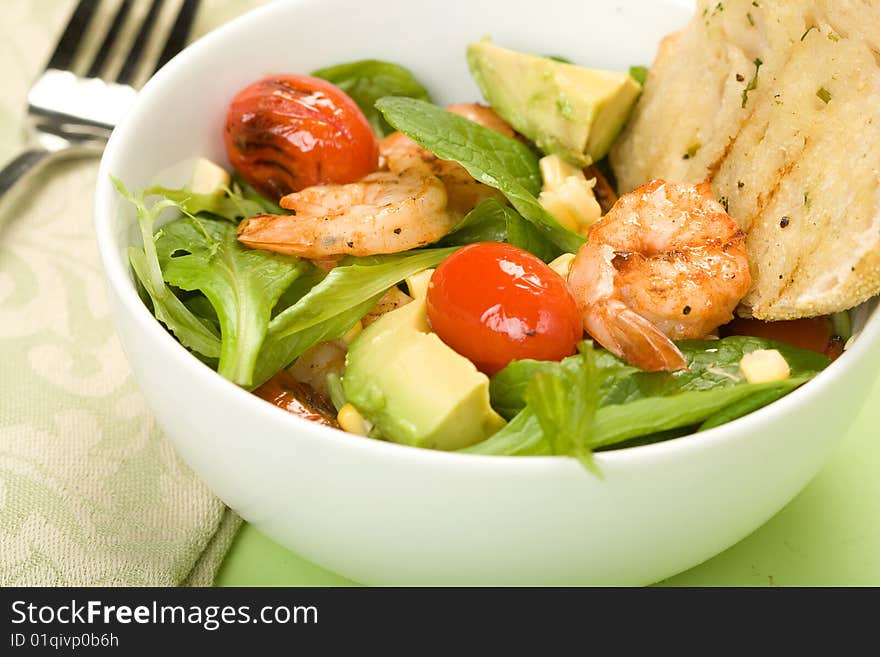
xmin=602 ymin=336 xmax=830 ymax=405
xmin=313 ymin=59 xmax=431 ymax=137
xmin=462 ymin=407 xmax=549 ymax=456
xmin=470 ymin=336 xmax=830 ymax=465
xmin=491 ymin=336 xmax=829 ymax=417
xmin=439 ymin=198 xmax=511 ymax=246
xmin=526 ymin=342 xmax=600 ymax=473
xmin=115 ymin=178 xmax=222 ymax=359
xmin=589 ymin=379 xmax=805 ymax=448
xmin=697 ymin=386 xmax=791 ymax=431
xmin=506 ymin=209 xmax=561 ymax=262
xmin=376 ymin=97 xmax=585 ymax=254
xmin=438 ymin=198 xmax=558 ymax=259
xmin=467 ymin=378 xmax=805 ymax=459
xmin=490 ymin=350 xmax=633 ymax=419
xmin=154 ymin=216 xmax=308 ymax=387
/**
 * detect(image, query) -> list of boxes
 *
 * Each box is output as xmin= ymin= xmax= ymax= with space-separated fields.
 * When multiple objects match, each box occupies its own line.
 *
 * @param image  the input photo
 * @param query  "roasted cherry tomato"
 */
xmin=426 ymin=242 xmax=583 ymax=375
xmin=722 ymin=317 xmax=836 ymax=355
xmin=224 ymin=74 xmax=379 ymax=200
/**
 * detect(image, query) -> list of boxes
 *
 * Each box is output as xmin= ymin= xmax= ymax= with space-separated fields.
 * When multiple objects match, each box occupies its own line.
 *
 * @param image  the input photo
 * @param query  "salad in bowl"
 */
xmin=114 ymin=39 xmax=842 ymax=469
xmin=96 ymin=0 xmax=880 ymax=584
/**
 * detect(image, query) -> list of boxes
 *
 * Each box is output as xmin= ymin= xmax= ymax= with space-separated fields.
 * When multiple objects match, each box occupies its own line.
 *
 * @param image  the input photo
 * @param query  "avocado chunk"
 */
xmin=342 ymin=296 xmax=506 ymax=450
xmin=467 ymin=39 xmax=642 ymax=166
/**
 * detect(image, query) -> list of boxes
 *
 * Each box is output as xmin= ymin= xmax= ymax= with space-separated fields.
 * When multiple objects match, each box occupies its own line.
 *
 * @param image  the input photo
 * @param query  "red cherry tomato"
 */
xmin=427 ymin=242 xmax=583 ymax=375
xmin=224 ymin=74 xmax=379 ymax=200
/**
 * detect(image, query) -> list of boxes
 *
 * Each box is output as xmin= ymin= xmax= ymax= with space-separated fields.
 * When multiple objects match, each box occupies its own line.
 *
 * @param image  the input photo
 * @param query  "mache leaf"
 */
xmin=145 ymin=183 xmax=269 ymax=222
xmin=114 ymin=177 xmax=222 ymax=359
xmin=155 ymin=216 xmax=308 ymax=387
xmin=267 ymin=247 xmax=457 ymax=341
xmin=252 ymin=247 xmax=459 ymax=388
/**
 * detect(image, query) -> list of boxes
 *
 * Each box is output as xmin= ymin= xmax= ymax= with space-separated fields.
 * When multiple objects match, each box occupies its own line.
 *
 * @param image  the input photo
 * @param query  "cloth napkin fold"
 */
xmin=0 ymin=0 xmax=265 ymax=587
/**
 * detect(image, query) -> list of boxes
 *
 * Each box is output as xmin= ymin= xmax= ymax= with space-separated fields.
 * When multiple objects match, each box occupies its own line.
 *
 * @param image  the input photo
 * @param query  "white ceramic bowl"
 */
xmin=94 ymin=0 xmax=880 ymax=585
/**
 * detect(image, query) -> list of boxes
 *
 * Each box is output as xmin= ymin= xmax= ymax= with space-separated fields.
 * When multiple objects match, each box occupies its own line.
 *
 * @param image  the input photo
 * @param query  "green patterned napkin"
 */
xmin=0 ymin=0 xmax=265 ymax=587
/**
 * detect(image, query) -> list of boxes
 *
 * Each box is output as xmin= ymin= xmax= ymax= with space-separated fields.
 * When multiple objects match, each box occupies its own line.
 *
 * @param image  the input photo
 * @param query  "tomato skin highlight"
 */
xmin=427 ymin=242 xmax=583 ymax=375
xmin=224 ymin=74 xmax=379 ymax=200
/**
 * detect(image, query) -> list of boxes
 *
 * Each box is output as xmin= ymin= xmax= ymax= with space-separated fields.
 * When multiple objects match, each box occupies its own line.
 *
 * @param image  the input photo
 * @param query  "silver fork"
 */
xmin=0 ymin=0 xmax=200 ymax=200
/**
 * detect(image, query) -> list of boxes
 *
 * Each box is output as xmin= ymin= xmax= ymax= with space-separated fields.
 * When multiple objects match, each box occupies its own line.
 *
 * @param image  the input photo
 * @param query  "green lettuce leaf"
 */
xmin=313 ymin=59 xmax=431 ymax=137
xmin=376 ymin=97 xmax=585 ymax=254
xmin=144 ymin=182 xmax=269 ymax=222
xmin=251 ymin=247 xmax=458 ymax=388
xmin=114 ymin=178 xmax=222 ymax=359
xmin=253 ymin=295 xmax=379 ymax=389
xmin=266 ymin=247 xmax=457 ymax=341
xmin=153 ymin=216 xmax=308 ymax=387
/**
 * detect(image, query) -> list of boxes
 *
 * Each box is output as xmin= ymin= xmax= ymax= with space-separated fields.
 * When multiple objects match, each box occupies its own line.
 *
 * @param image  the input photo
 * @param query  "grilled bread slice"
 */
xmin=610 ymin=0 xmax=880 ymax=320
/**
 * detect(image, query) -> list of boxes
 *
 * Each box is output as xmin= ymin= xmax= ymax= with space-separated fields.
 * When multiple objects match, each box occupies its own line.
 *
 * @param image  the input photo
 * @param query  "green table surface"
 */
xmin=216 ymin=374 xmax=880 ymax=587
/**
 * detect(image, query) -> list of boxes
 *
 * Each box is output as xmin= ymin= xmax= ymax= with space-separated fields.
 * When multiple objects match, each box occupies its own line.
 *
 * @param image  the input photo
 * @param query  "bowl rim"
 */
xmin=93 ymin=0 xmax=880 ymax=472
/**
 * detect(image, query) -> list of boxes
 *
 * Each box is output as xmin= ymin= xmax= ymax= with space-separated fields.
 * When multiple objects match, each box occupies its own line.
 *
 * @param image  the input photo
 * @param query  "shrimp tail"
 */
xmin=588 ymin=300 xmax=688 ymax=372
xmin=237 ymin=214 xmax=314 ymax=256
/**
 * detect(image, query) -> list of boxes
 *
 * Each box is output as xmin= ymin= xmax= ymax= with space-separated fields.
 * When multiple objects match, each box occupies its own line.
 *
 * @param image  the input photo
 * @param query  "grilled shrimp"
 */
xmin=238 ymin=103 xmax=516 ymax=258
xmin=567 ymin=180 xmax=751 ymax=371
xmin=237 ymin=163 xmax=454 ymax=257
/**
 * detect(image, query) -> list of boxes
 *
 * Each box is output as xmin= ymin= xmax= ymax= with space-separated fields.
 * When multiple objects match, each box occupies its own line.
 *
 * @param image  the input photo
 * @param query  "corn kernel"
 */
xmin=337 ymin=403 xmax=372 ymax=436
xmin=739 ymin=349 xmax=791 ymax=383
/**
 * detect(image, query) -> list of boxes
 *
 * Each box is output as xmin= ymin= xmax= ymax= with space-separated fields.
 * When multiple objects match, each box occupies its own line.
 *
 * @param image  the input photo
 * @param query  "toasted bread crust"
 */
xmin=611 ymin=0 xmax=880 ymax=319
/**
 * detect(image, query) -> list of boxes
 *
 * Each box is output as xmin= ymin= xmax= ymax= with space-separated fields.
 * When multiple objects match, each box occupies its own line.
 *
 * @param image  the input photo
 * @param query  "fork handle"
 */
xmin=0 ymin=148 xmax=54 ymax=201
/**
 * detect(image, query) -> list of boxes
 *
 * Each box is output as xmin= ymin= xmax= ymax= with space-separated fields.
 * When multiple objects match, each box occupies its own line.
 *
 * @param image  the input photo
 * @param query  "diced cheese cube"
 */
xmin=540 ymin=154 xmax=583 ymax=188
xmin=548 ymin=252 xmax=576 ymax=279
xmin=190 ymin=158 xmax=230 ymax=195
xmin=538 ymin=154 xmax=603 ymax=233
xmin=739 ymin=349 xmax=791 ymax=384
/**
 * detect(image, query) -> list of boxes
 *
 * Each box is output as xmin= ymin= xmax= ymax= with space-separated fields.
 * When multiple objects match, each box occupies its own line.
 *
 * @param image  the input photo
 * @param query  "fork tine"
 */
xmin=86 ymin=0 xmax=133 ymax=79
xmin=116 ymin=0 xmax=164 ymax=86
xmin=45 ymin=0 xmax=100 ymax=71
xmin=153 ymin=0 xmax=200 ymax=75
